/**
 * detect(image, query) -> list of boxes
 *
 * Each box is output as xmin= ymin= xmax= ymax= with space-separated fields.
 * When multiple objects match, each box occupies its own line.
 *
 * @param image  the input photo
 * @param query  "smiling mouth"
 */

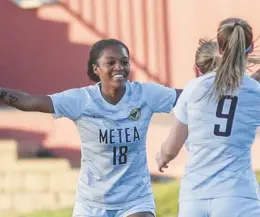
xmin=112 ymin=74 xmax=124 ymax=79
xmin=111 ymin=73 xmax=127 ymax=81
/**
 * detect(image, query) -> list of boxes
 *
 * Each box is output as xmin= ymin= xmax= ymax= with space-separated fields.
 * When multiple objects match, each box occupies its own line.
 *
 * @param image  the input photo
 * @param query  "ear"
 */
xmin=194 ymin=65 xmax=203 ymax=77
xmin=93 ymin=64 xmax=100 ymax=76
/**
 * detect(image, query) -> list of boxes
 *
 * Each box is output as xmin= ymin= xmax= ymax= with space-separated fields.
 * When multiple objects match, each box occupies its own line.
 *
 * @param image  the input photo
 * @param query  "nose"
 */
xmin=114 ymin=61 xmax=124 ymax=71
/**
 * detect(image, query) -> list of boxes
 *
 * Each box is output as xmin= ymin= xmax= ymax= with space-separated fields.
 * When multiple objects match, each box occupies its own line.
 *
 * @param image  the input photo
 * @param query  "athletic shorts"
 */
xmin=178 ymin=197 xmax=260 ymax=217
xmin=72 ymin=199 xmax=156 ymax=217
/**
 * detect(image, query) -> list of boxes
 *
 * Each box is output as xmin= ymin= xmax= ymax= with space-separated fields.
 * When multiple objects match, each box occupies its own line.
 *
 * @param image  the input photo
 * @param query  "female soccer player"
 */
xmin=194 ymin=38 xmax=260 ymax=79
xmin=0 ymin=39 xmax=181 ymax=217
xmin=193 ymin=39 xmax=221 ymax=77
xmin=156 ymin=18 xmax=260 ymax=217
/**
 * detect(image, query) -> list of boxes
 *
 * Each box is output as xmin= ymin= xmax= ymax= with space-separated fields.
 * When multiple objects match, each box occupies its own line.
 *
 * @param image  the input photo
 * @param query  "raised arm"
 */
xmin=0 ymin=87 xmax=54 ymax=113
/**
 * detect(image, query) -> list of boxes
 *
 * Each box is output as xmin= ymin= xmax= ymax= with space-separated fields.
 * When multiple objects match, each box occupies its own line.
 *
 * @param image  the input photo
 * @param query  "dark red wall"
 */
xmin=0 ymin=1 xmax=92 ymax=95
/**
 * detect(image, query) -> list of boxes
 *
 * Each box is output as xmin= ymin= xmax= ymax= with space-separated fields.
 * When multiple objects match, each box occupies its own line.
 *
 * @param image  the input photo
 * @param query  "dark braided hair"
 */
xmin=87 ymin=39 xmax=130 ymax=82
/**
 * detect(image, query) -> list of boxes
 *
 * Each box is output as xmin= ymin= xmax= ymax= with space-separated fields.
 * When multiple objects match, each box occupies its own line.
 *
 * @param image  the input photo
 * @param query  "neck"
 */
xmin=100 ymin=83 xmax=126 ymax=105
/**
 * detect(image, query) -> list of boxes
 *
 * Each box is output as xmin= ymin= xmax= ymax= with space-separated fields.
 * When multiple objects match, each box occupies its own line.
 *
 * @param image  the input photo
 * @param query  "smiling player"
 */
xmin=0 ymin=39 xmax=182 ymax=217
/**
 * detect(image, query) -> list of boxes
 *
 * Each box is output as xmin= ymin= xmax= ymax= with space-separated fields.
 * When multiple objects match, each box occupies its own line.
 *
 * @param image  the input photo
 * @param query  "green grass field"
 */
xmin=8 ymin=171 xmax=260 ymax=217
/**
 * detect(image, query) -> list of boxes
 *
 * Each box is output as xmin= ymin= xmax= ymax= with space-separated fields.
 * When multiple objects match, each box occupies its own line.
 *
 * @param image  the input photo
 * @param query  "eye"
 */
xmin=122 ymin=60 xmax=129 ymax=65
xmin=107 ymin=61 xmax=115 ymax=66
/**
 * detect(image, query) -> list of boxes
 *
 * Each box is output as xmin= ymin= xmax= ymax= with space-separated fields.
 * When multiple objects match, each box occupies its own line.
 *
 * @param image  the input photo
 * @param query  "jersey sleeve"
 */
xmin=173 ymin=80 xmax=196 ymax=125
xmin=142 ymin=82 xmax=177 ymax=113
xmin=48 ymin=88 xmax=89 ymax=120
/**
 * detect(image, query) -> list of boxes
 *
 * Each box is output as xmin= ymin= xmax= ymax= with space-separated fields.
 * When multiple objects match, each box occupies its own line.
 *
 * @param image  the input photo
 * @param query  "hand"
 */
xmin=155 ymin=152 xmax=169 ymax=173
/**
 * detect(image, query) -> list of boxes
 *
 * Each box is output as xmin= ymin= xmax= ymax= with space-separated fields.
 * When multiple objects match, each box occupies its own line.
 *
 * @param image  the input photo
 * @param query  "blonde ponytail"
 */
xmin=214 ymin=18 xmax=253 ymax=100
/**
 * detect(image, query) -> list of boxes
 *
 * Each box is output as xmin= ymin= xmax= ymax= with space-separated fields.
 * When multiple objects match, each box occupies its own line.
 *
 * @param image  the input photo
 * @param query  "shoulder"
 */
xmin=127 ymin=81 xmax=144 ymax=92
xmin=49 ymin=84 xmax=100 ymax=106
xmin=127 ymin=80 xmax=175 ymax=93
xmin=188 ymin=72 xmax=215 ymax=88
xmin=127 ymin=81 xmax=177 ymax=112
xmin=244 ymin=74 xmax=260 ymax=88
xmin=184 ymin=72 xmax=215 ymax=94
xmin=79 ymin=83 xmax=100 ymax=100
xmin=241 ymin=74 xmax=260 ymax=97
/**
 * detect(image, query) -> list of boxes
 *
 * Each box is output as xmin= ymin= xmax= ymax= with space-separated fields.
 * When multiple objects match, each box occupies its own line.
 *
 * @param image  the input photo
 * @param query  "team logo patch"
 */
xmin=128 ymin=108 xmax=141 ymax=121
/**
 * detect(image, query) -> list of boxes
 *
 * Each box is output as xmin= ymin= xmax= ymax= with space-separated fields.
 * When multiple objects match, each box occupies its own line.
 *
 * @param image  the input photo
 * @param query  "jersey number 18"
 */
xmin=113 ymin=146 xmax=128 ymax=165
xmin=214 ymin=95 xmax=238 ymax=137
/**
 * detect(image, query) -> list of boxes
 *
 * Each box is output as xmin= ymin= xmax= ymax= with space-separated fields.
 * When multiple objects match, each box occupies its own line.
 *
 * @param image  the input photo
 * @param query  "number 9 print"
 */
xmin=214 ymin=95 xmax=238 ymax=137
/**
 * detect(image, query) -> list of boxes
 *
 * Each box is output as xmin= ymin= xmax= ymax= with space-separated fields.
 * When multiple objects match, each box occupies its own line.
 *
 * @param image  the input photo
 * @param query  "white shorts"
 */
xmin=178 ymin=197 xmax=260 ymax=217
xmin=72 ymin=199 xmax=156 ymax=217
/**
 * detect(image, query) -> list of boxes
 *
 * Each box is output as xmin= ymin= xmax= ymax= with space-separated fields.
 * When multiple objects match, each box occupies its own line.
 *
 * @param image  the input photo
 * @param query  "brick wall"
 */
xmin=0 ymin=140 xmax=79 ymax=213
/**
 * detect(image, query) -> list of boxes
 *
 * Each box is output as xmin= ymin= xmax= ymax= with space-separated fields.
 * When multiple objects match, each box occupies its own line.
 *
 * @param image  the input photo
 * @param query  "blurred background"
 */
xmin=1 ymin=0 xmax=260 ymax=216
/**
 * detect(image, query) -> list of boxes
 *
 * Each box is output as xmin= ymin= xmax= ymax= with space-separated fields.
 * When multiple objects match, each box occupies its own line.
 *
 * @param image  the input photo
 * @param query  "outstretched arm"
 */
xmin=156 ymin=115 xmax=188 ymax=172
xmin=0 ymin=87 xmax=54 ymax=113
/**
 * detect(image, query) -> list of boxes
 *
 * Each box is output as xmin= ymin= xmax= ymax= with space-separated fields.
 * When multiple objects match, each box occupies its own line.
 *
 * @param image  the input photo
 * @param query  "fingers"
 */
xmin=155 ymin=152 xmax=169 ymax=173
xmin=159 ymin=167 xmax=164 ymax=173
xmin=158 ymin=163 xmax=169 ymax=173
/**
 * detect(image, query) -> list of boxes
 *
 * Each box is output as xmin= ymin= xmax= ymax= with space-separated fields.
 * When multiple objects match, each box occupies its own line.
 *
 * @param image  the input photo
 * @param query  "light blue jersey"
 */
xmin=174 ymin=72 xmax=260 ymax=202
xmin=49 ymin=81 xmax=177 ymax=209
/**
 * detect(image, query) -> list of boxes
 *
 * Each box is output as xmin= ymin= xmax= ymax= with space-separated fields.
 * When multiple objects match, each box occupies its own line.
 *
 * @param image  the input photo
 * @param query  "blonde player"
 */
xmin=194 ymin=38 xmax=260 ymax=79
xmin=157 ymin=18 xmax=260 ymax=217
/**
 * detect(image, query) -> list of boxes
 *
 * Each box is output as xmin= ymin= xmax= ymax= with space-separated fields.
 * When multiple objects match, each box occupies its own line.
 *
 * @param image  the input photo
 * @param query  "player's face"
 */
xmin=94 ymin=45 xmax=130 ymax=89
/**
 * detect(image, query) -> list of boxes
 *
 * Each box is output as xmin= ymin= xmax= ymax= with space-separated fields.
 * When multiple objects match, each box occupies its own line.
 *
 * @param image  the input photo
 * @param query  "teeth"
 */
xmin=113 ymin=74 xmax=124 ymax=78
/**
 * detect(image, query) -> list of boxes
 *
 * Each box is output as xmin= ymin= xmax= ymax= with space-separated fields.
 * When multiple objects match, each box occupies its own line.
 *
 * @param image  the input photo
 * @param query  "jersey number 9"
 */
xmin=214 ymin=95 xmax=238 ymax=137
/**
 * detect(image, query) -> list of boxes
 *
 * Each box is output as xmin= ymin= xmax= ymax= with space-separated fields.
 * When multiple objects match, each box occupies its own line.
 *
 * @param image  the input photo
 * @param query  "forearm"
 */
xmin=160 ymin=118 xmax=187 ymax=163
xmin=160 ymin=141 xmax=179 ymax=163
xmin=0 ymin=87 xmax=54 ymax=113
xmin=0 ymin=87 xmax=29 ymax=110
